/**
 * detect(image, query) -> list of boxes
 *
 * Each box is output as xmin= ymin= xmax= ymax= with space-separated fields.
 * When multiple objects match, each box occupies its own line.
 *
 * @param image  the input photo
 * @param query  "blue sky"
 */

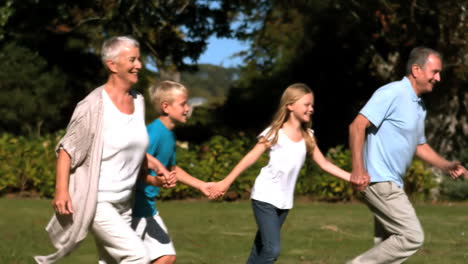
xmin=147 ymin=36 xmax=249 ymax=71
xmin=197 ymin=36 xmax=248 ymax=67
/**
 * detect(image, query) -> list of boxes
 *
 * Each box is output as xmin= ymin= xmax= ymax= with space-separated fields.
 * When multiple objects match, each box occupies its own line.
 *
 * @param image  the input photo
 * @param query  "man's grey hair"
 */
xmin=406 ymin=47 xmax=442 ymax=75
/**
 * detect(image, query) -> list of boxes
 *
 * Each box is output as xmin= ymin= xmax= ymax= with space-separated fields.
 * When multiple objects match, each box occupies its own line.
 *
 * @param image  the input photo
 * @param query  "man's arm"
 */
xmin=416 ymin=144 xmax=467 ymax=179
xmin=349 ymin=114 xmax=372 ymax=191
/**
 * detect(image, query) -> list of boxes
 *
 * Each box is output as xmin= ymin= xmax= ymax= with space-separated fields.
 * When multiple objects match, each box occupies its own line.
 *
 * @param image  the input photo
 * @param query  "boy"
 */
xmin=133 ymin=80 xmax=214 ymax=264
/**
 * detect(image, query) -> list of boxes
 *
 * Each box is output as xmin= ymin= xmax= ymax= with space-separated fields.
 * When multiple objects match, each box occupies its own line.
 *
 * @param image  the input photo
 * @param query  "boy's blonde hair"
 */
xmin=261 ymin=83 xmax=316 ymax=153
xmin=148 ymin=80 xmax=188 ymax=115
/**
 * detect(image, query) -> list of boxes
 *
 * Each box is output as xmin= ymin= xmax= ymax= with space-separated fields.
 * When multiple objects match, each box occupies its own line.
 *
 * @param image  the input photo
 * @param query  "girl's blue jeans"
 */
xmin=246 ymin=199 xmax=289 ymax=264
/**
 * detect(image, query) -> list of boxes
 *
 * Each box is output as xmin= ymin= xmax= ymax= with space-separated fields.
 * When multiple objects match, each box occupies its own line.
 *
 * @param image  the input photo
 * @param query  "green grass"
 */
xmin=1 ymin=198 xmax=468 ymax=264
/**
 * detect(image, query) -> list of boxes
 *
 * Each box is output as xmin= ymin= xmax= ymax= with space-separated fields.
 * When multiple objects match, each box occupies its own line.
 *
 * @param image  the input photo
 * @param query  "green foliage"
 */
xmin=297 ymin=146 xmax=355 ymax=202
xmin=0 ymin=0 xmax=13 ymax=41
xmin=404 ymin=159 xmax=438 ymax=200
xmin=0 ymin=43 xmax=68 ymax=135
xmin=440 ymin=178 xmax=468 ymax=201
xmin=438 ymin=148 xmax=468 ymax=201
xmin=222 ymin=0 xmax=468 ymax=155
xmin=0 ymin=132 xmax=62 ymax=197
xmin=181 ymin=64 xmax=240 ymax=103
xmin=0 ymin=132 xmax=454 ymax=202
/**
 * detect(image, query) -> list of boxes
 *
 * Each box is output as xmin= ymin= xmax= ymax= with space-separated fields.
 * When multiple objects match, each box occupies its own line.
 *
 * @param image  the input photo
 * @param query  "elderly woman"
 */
xmin=35 ymin=36 xmax=152 ymax=264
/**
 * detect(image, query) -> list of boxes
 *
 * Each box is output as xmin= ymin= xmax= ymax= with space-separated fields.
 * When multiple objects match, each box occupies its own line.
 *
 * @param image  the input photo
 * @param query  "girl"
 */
xmin=210 ymin=83 xmax=351 ymax=263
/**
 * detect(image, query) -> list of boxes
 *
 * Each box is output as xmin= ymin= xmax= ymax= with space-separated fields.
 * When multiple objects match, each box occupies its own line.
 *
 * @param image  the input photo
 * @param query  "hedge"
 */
xmin=0 ymin=132 xmax=451 ymax=201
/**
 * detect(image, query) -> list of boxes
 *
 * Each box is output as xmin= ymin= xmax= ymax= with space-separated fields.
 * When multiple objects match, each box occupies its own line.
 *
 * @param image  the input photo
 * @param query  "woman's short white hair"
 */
xmin=101 ymin=36 xmax=139 ymax=66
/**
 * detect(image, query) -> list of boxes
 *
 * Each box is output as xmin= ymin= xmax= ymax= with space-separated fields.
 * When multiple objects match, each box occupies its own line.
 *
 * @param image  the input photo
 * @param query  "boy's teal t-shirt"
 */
xmin=133 ymin=119 xmax=176 ymax=217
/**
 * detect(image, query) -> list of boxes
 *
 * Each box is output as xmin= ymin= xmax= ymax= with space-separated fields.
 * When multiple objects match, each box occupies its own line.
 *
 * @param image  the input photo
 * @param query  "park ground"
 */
xmin=1 ymin=198 xmax=468 ymax=264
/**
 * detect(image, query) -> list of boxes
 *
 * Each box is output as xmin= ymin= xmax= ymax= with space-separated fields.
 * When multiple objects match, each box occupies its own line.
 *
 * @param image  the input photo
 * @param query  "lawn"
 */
xmin=1 ymin=198 xmax=468 ymax=264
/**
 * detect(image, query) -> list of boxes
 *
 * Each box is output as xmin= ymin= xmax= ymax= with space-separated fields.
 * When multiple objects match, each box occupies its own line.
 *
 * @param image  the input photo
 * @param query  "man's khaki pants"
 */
xmin=347 ymin=181 xmax=424 ymax=264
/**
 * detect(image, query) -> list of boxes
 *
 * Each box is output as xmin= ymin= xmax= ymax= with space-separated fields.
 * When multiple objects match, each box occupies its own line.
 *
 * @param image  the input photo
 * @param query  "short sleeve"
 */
xmin=55 ymin=102 xmax=93 ymax=169
xmin=170 ymin=150 xmax=176 ymax=167
xmin=360 ymin=86 xmax=399 ymax=128
xmin=418 ymin=115 xmax=427 ymax=145
xmin=146 ymin=125 xmax=161 ymax=157
xmin=257 ymin=127 xmax=272 ymax=140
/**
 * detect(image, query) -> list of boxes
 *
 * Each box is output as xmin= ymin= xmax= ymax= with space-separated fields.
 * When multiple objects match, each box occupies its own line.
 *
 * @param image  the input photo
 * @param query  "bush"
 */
xmin=0 ymin=132 xmax=62 ymax=197
xmin=0 ymin=132 xmax=451 ymax=201
xmin=404 ymin=158 xmax=438 ymax=200
xmin=438 ymin=148 xmax=468 ymax=201
xmin=296 ymin=145 xmax=355 ymax=202
xmin=439 ymin=178 xmax=468 ymax=201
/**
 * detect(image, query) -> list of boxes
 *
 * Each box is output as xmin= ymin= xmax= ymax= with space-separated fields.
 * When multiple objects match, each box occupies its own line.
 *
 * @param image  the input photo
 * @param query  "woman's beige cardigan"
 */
xmin=34 ymin=86 xmax=144 ymax=263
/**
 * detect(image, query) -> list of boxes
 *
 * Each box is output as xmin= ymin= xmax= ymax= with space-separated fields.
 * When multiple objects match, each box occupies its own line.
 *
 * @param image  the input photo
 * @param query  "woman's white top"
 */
xmin=97 ymin=90 xmax=149 ymax=203
xmin=250 ymin=127 xmax=311 ymax=209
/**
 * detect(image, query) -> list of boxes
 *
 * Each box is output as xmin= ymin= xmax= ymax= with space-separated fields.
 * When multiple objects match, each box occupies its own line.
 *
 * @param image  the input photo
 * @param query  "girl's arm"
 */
xmin=311 ymin=145 xmax=350 ymax=181
xmin=52 ymin=149 xmax=74 ymax=215
xmin=210 ymin=141 xmax=269 ymax=198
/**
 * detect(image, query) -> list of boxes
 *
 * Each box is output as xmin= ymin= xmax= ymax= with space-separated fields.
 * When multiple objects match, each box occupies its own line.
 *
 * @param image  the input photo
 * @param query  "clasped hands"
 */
xmin=155 ymin=170 xmax=229 ymax=200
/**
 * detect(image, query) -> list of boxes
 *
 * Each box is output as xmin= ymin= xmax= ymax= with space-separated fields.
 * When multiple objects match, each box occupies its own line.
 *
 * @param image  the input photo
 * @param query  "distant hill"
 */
xmin=180 ymin=64 xmax=239 ymax=104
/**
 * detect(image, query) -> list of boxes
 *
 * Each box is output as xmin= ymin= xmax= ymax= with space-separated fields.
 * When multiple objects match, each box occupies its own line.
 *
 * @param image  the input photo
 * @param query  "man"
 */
xmin=347 ymin=47 xmax=467 ymax=264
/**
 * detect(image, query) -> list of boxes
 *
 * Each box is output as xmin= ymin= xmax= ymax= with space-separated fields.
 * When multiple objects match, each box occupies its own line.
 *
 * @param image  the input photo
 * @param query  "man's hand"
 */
xmin=444 ymin=161 xmax=468 ymax=179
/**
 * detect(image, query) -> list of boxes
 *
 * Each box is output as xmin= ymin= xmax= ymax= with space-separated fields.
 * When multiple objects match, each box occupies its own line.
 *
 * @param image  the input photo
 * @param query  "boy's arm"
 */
xmin=311 ymin=145 xmax=350 ymax=181
xmin=173 ymin=166 xmax=210 ymax=196
xmin=145 ymin=153 xmax=177 ymax=187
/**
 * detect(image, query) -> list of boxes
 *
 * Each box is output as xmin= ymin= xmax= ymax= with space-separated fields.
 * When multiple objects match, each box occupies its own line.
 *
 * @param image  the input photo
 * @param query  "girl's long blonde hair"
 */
xmin=261 ymin=83 xmax=316 ymax=153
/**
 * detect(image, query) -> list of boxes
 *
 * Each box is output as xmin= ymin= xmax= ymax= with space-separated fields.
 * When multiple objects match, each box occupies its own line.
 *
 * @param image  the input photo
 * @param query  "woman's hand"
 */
xmin=52 ymin=190 xmax=73 ymax=215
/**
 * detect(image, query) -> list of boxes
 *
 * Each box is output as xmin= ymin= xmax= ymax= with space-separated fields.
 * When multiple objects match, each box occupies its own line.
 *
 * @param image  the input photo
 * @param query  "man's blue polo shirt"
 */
xmin=360 ymin=77 xmax=426 ymax=187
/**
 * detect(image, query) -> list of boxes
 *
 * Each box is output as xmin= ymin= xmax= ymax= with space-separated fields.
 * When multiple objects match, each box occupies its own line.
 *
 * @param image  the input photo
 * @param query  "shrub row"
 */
xmin=1 ymin=132 xmax=464 ymax=201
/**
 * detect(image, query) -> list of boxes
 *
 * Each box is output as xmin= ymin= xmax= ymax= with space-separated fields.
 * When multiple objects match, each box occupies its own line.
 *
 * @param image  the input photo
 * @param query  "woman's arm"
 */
xmin=145 ymin=153 xmax=177 ymax=188
xmin=311 ymin=145 xmax=351 ymax=181
xmin=52 ymin=149 xmax=74 ymax=215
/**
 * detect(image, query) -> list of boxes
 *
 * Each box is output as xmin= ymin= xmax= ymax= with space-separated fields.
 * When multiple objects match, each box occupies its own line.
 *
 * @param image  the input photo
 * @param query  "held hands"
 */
xmin=208 ymin=180 xmax=229 ymax=200
xmin=196 ymin=181 xmax=229 ymax=200
xmin=52 ymin=190 xmax=73 ymax=215
xmin=158 ymin=170 xmax=177 ymax=188
xmin=350 ymin=169 xmax=370 ymax=192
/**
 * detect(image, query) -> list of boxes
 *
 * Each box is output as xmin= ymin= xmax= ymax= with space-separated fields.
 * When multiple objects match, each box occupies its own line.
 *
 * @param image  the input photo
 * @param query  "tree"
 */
xmin=0 ymin=0 xmax=236 ymax=134
xmin=0 ymin=43 xmax=68 ymax=135
xmin=221 ymin=0 xmax=467 ymax=156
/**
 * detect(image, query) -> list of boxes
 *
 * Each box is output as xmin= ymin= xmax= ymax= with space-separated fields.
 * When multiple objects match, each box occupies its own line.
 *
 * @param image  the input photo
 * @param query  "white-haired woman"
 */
xmin=35 ymin=36 xmax=151 ymax=264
